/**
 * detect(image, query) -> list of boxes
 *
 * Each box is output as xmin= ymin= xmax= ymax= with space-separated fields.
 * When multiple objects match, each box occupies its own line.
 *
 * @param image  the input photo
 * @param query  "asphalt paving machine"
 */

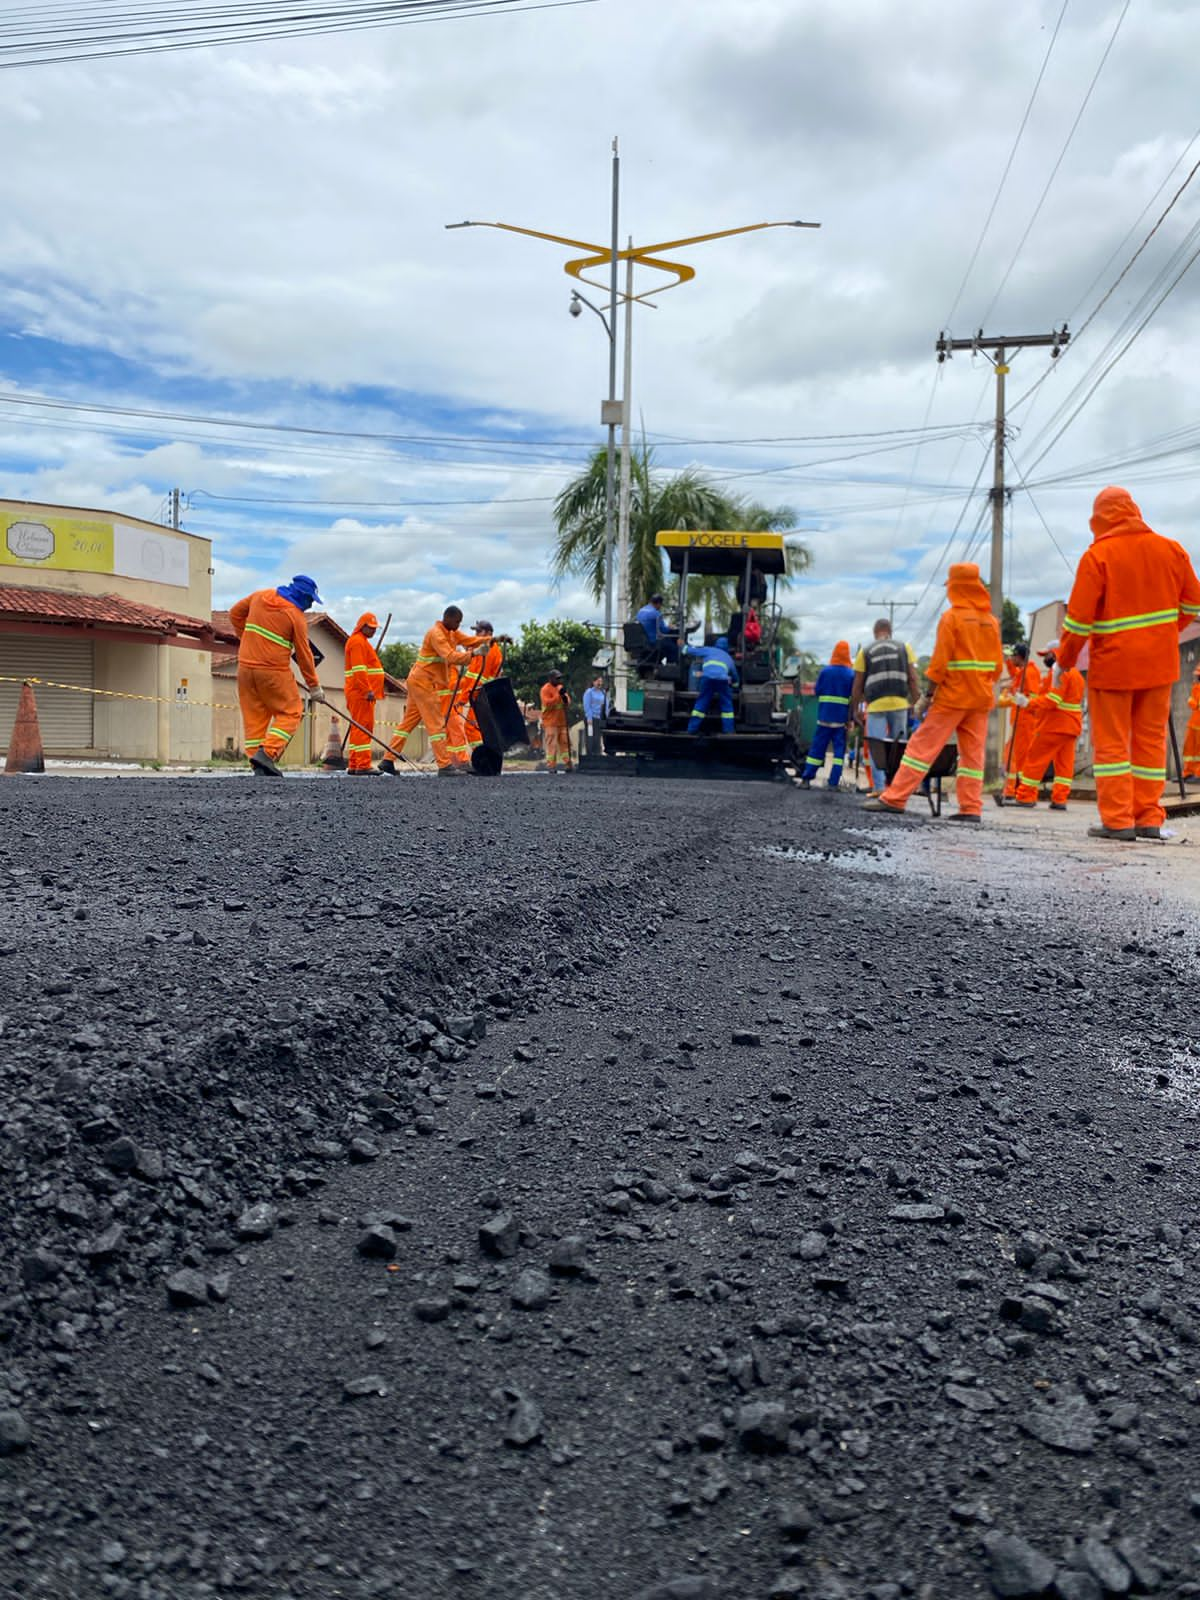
xmin=578 ymin=529 xmax=799 ymax=780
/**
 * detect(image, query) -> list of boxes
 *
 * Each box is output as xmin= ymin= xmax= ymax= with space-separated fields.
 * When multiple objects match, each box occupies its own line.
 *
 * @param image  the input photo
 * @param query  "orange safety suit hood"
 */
xmin=1090 ymin=485 xmax=1149 ymax=541
xmin=355 ymin=612 xmax=379 ymax=634
xmin=830 ymin=640 xmax=852 ymax=666
xmin=946 ymin=562 xmax=991 ymax=612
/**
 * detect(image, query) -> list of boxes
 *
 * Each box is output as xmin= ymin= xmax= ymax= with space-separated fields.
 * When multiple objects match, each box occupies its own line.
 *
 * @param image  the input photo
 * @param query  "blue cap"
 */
xmin=716 ymin=635 xmax=729 ymax=649
xmin=291 ymin=574 xmax=323 ymax=605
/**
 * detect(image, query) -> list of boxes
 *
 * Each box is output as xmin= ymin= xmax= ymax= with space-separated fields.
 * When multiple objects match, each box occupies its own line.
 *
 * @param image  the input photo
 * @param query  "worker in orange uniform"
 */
xmin=1011 ymin=658 xmax=1086 ymax=811
xmin=229 ymin=574 xmax=326 ymax=777
xmin=455 ymin=620 xmax=505 ymax=755
xmin=862 ymin=562 xmax=1003 ymax=825
xmin=1183 ymin=665 xmax=1200 ymax=782
xmin=378 ymin=605 xmax=489 ymax=777
xmin=1057 ymin=485 xmax=1200 ymax=841
xmin=996 ymin=642 xmax=1042 ymax=805
xmin=540 ymin=670 xmax=572 ymax=774
xmin=343 ymin=612 xmax=385 ymax=776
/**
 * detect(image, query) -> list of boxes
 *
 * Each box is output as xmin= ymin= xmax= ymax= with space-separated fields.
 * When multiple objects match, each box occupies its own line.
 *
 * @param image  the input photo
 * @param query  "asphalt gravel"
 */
xmin=1 ymin=775 xmax=1199 ymax=1600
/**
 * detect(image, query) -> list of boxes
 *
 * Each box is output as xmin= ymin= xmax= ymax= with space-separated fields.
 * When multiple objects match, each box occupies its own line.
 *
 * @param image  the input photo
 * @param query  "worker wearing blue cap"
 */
xmin=229 ymin=574 xmax=327 ymax=776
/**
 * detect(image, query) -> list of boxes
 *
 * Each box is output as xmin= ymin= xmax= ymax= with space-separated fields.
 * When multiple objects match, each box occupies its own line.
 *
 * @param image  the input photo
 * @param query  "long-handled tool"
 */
xmin=1168 ymin=713 xmax=1187 ymax=802
xmin=332 ymin=701 xmax=418 ymax=770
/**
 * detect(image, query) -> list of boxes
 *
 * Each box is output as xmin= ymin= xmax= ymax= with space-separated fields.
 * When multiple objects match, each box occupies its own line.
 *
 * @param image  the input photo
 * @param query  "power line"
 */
xmin=942 ymin=0 xmax=1071 ymax=331
xmin=978 ymin=0 xmax=1132 ymax=326
xmin=0 ymin=0 xmax=598 ymax=68
xmin=1004 ymin=441 xmax=1075 ymax=574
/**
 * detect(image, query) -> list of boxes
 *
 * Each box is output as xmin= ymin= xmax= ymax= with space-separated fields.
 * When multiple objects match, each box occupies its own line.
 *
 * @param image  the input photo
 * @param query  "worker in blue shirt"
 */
xmin=685 ymin=638 xmax=738 ymax=735
xmin=636 ymin=594 xmax=681 ymax=662
xmin=801 ymin=641 xmax=855 ymax=789
xmin=582 ymin=675 xmax=610 ymax=756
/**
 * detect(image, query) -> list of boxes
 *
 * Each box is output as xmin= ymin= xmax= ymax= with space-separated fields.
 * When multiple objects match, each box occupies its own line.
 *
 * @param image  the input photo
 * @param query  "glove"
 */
xmin=308 ymin=685 xmax=327 ymax=704
xmin=1014 ymin=692 xmax=1029 ymax=708
xmin=365 ymin=692 xmax=377 ymax=704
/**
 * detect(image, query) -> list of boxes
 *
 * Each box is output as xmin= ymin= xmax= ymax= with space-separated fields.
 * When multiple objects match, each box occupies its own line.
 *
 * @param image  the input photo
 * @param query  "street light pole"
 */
xmin=602 ymin=138 xmax=620 ymax=646
xmin=616 ymin=237 xmax=635 ymax=712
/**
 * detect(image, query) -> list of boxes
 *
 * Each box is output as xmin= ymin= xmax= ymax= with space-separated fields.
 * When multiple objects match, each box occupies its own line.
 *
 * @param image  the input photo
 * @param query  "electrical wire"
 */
xmin=1004 ymin=441 xmax=1076 ymax=574
xmin=942 ymin=0 xmax=1071 ymax=332
xmin=0 ymin=0 xmax=597 ymax=68
xmin=979 ymin=0 xmax=1131 ymax=327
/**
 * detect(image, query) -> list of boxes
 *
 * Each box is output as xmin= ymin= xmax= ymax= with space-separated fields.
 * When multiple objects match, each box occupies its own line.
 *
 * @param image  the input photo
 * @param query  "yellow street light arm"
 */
xmin=446 ymin=217 xmax=819 ymax=299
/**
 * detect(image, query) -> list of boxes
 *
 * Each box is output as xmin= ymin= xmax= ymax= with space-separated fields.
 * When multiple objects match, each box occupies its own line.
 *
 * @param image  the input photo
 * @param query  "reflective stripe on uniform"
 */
xmin=416 ymin=654 xmax=438 ymax=663
xmin=1063 ymin=614 xmax=1091 ymax=636
xmin=1090 ymin=608 xmax=1180 ymax=634
xmin=1094 ymin=761 xmax=1132 ymax=775
xmin=946 ymin=659 xmax=997 ymax=671
xmin=244 ymin=621 xmax=293 ymax=651
xmin=957 ymin=765 xmax=984 ymax=780
xmin=346 ymin=664 xmax=379 ymax=677
xmin=901 ymin=753 xmax=931 ymax=774
xmin=1048 ymin=693 xmax=1083 ymax=711
xmin=1132 ymin=765 xmax=1167 ymax=780
xmin=267 ymin=724 xmax=294 ymax=742
xmin=820 ymin=694 xmax=851 ymax=704
xmin=429 ymin=731 xmax=447 ymax=744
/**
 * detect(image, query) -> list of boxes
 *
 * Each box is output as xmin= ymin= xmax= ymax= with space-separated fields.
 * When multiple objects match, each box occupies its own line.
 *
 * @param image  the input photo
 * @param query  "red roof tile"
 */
xmin=0 ymin=585 xmax=235 ymax=643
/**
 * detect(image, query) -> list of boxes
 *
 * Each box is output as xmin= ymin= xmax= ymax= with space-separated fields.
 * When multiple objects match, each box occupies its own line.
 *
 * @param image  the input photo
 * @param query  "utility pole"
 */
xmin=170 ymin=487 xmax=181 ymax=530
xmin=868 ymin=597 xmax=917 ymax=631
xmin=935 ymin=325 xmax=1068 ymax=774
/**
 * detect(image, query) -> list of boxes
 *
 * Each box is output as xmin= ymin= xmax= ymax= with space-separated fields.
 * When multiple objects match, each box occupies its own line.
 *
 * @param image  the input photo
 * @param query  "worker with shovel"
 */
xmin=379 ymin=606 xmax=490 ymax=776
xmin=455 ymin=621 xmax=505 ymax=756
xmin=344 ymin=612 xmax=386 ymax=777
xmin=996 ymin=642 xmax=1042 ymax=805
xmin=229 ymin=574 xmax=326 ymax=777
xmin=1011 ymin=654 xmax=1086 ymax=811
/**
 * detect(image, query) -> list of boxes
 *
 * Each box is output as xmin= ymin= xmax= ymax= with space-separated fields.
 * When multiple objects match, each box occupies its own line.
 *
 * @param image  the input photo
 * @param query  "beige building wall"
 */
xmin=1 ymin=500 xmax=218 ymax=762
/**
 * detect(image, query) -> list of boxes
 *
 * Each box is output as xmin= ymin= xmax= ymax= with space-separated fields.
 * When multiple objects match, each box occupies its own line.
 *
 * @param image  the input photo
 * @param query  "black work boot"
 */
xmin=947 ymin=813 xmax=981 ymax=826
xmin=250 ymin=749 xmax=283 ymax=778
xmin=377 ymin=758 xmax=398 ymax=776
xmin=1088 ymin=824 xmax=1136 ymax=841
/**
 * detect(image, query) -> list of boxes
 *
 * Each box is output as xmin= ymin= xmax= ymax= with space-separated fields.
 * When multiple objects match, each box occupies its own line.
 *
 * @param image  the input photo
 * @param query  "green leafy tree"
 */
xmin=553 ymin=440 xmax=809 ymax=610
xmin=378 ymin=641 xmax=418 ymax=680
xmin=504 ymin=619 xmax=604 ymax=706
xmin=1001 ymin=598 xmax=1026 ymax=648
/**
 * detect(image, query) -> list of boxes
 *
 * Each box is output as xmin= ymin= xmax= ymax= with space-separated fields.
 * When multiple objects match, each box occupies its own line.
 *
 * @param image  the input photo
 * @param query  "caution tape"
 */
xmin=1 ymin=673 xmax=411 ymax=729
xmin=0 ymin=673 xmax=241 ymax=712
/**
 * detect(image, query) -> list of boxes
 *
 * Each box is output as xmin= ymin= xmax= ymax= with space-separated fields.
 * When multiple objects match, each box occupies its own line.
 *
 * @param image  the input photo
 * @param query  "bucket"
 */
xmin=473 ymin=678 xmax=527 ymax=754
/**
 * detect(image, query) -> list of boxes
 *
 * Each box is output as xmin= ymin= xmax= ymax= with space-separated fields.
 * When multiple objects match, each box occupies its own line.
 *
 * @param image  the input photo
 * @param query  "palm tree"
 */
xmin=552 ymin=441 xmax=809 ymax=615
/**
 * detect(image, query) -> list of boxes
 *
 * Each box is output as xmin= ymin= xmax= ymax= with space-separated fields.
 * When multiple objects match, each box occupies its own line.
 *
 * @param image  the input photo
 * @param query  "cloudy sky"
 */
xmin=3 ymin=0 xmax=1200 ymax=658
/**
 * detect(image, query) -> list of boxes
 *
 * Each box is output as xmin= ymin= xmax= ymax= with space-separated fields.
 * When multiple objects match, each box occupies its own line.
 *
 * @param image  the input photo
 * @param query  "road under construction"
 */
xmin=1 ymin=775 xmax=1198 ymax=1600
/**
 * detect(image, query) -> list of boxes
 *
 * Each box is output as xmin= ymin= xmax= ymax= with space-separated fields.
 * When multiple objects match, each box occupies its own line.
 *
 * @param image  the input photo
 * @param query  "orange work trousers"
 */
xmin=1090 ymin=683 xmax=1171 ymax=831
xmin=389 ymin=681 xmax=468 ymax=769
xmin=1015 ymin=729 xmax=1076 ymax=806
xmin=881 ymin=701 xmax=988 ymax=816
xmin=1002 ymin=710 xmax=1037 ymax=798
xmin=543 ymin=721 xmax=571 ymax=769
xmin=1184 ymin=718 xmax=1200 ymax=779
xmin=239 ymin=666 xmax=304 ymax=764
xmin=345 ymin=691 xmax=376 ymax=772
xmin=456 ymin=693 xmax=482 ymax=748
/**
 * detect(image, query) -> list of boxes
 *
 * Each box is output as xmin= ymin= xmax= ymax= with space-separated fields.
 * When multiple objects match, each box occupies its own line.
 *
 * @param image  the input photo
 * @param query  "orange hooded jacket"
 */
xmin=830 ymin=640 xmax=853 ymax=667
xmin=229 ymin=588 xmax=319 ymax=687
xmin=1057 ymin=487 xmax=1200 ymax=689
xmin=1033 ymin=666 xmax=1086 ymax=737
xmin=407 ymin=620 xmax=490 ymax=697
xmin=344 ymin=613 xmax=385 ymax=699
xmin=926 ymin=563 xmax=1004 ymax=710
xmin=540 ymin=680 xmax=569 ymax=728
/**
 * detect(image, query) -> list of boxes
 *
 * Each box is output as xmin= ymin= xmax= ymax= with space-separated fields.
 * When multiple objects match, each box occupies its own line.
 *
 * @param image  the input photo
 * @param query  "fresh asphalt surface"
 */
xmin=1 ymin=774 xmax=1198 ymax=1600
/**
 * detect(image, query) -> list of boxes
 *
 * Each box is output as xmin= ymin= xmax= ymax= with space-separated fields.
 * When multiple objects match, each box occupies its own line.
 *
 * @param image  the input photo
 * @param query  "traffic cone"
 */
xmin=321 ymin=715 xmax=347 ymax=770
xmin=4 ymin=681 xmax=46 ymax=775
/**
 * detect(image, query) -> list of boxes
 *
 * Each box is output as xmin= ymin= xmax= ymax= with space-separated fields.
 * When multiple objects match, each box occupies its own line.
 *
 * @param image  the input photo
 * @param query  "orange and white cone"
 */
xmin=4 ymin=681 xmax=46 ymax=775
xmin=321 ymin=715 xmax=347 ymax=770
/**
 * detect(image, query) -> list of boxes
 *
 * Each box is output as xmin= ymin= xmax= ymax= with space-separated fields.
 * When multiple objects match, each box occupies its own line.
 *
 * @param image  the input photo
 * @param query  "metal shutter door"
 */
xmin=0 ymin=637 xmax=95 ymax=750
